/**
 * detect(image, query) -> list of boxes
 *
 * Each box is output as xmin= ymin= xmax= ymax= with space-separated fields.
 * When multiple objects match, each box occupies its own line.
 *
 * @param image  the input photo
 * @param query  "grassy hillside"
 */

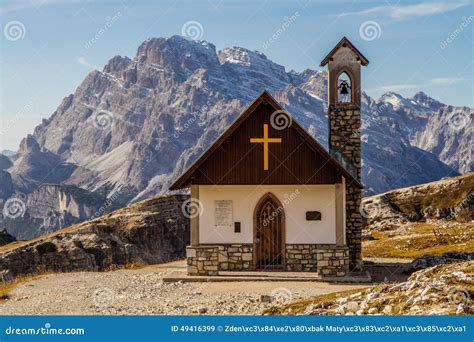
xmin=362 ymin=173 xmax=473 ymax=259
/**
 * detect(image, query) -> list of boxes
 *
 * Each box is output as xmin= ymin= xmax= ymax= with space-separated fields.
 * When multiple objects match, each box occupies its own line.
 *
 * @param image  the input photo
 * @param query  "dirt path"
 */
xmin=0 ymin=260 xmax=375 ymax=315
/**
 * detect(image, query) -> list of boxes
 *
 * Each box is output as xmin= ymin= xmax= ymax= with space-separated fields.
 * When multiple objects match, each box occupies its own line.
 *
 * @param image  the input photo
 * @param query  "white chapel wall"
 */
xmin=198 ymin=184 xmax=337 ymax=244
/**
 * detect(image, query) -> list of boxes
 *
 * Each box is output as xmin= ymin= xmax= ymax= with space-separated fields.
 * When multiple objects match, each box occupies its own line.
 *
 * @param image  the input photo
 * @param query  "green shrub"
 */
xmin=35 ymin=242 xmax=57 ymax=254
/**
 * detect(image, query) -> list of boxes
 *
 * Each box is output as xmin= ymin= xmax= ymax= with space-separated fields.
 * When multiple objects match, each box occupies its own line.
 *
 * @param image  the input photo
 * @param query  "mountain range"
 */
xmin=0 ymin=35 xmax=471 ymax=238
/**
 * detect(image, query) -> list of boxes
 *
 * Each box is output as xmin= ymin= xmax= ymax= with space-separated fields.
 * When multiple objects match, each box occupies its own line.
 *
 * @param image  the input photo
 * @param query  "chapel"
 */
xmin=170 ymin=37 xmax=369 ymax=277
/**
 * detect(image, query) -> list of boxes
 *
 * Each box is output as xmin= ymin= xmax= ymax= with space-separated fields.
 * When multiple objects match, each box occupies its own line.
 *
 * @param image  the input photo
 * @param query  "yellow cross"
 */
xmin=250 ymin=124 xmax=282 ymax=171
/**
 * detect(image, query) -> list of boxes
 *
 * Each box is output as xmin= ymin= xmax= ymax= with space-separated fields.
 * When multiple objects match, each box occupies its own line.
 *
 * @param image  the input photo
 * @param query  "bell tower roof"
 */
xmin=320 ymin=36 xmax=369 ymax=67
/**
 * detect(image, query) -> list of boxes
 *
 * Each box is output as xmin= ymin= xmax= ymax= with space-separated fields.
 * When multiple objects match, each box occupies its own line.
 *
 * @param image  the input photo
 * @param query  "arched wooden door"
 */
xmin=253 ymin=193 xmax=285 ymax=270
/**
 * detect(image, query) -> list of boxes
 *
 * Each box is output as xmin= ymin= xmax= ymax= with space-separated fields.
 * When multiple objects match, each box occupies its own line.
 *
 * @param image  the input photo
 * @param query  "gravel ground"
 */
xmin=0 ymin=261 xmax=369 ymax=315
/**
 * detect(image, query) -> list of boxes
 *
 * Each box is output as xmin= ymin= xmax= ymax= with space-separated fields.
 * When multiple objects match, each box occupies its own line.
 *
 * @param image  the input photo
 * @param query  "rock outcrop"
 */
xmin=0 ymin=170 xmax=14 ymax=200
xmin=9 ymin=135 xmax=76 ymax=194
xmin=361 ymin=173 xmax=473 ymax=259
xmin=362 ymin=172 xmax=473 ymax=231
xmin=413 ymin=105 xmax=472 ymax=174
xmin=404 ymin=252 xmax=474 ymax=274
xmin=0 ymin=195 xmax=189 ymax=281
xmin=0 ymin=154 xmax=12 ymax=170
xmin=0 ymin=229 xmax=15 ymax=246
xmin=1 ymin=184 xmax=114 ymax=240
xmin=267 ymin=261 xmax=473 ymax=315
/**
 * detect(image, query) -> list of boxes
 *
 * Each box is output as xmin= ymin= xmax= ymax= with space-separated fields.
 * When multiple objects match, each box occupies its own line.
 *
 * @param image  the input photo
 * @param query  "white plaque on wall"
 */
xmin=214 ymin=200 xmax=233 ymax=227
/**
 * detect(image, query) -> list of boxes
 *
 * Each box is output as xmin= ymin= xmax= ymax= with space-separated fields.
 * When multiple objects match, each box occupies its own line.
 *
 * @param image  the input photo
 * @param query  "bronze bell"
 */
xmin=339 ymin=81 xmax=349 ymax=95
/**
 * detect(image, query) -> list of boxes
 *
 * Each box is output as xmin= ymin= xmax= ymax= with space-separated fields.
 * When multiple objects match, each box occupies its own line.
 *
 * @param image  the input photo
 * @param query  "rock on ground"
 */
xmin=272 ymin=260 xmax=473 ymax=316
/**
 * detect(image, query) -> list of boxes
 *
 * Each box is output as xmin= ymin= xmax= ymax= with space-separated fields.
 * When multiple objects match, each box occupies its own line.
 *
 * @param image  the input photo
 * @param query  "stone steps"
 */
xmin=162 ymin=270 xmax=372 ymax=283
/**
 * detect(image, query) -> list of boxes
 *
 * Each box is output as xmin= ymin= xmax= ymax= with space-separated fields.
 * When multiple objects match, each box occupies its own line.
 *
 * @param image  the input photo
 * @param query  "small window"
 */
xmin=337 ymin=72 xmax=352 ymax=104
xmin=234 ymin=222 xmax=241 ymax=233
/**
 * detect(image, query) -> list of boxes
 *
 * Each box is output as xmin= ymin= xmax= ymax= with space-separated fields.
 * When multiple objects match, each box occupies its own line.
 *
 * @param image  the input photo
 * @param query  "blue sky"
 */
xmin=1 ymin=0 xmax=472 ymax=151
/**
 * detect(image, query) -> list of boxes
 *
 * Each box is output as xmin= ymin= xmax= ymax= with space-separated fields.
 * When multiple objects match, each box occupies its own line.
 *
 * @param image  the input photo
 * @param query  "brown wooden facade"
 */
xmin=170 ymin=91 xmax=362 ymax=190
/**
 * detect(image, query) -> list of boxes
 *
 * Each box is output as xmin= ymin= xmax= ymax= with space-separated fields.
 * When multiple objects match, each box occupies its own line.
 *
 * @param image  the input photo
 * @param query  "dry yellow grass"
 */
xmin=264 ymin=287 xmax=371 ymax=315
xmin=0 ymin=275 xmax=41 ymax=303
xmin=0 ymin=222 xmax=85 ymax=253
xmin=363 ymin=221 xmax=474 ymax=259
xmin=104 ymin=263 xmax=146 ymax=271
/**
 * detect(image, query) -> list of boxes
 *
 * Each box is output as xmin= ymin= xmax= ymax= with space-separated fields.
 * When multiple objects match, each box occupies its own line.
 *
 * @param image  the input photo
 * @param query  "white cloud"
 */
xmin=341 ymin=1 xmax=469 ymax=20
xmin=368 ymin=83 xmax=420 ymax=92
xmin=76 ymin=56 xmax=98 ymax=70
xmin=0 ymin=0 xmax=80 ymax=13
xmin=369 ymin=77 xmax=463 ymax=93
xmin=429 ymin=77 xmax=462 ymax=86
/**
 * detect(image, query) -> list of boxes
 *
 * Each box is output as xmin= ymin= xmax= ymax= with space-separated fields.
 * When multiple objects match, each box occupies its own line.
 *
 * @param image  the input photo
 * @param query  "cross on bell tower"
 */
xmin=321 ymin=36 xmax=369 ymax=270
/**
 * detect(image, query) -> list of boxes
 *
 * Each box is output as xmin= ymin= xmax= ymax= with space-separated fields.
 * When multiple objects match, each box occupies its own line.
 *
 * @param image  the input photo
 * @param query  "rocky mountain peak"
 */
xmin=103 ymin=55 xmax=132 ymax=74
xmin=218 ymin=46 xmax=287 ymax=78
xmin=0 ymin=154 xmax=12 ymax=170
xmin=218 ymin=46 xmax=268 ymax=66
xmin=135 ymin=35 xmax=219 ymax=74
xmin=18 ymin=135 xmax=40 ymax=154
xmin=217 ymin=46 xmax=290 ymax=97
xmin=411 ymin=91 xmax=444 ymax=111
xmin=378 ymin=92 xmax=406 ymax=108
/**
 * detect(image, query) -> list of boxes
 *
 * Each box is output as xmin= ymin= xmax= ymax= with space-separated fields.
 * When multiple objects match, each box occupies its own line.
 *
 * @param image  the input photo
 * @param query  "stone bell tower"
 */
xmin=320 ymin=37 xmax=369 ymax=270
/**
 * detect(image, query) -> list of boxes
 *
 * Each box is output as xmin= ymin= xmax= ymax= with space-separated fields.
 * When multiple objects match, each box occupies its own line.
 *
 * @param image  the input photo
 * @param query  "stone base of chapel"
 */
xmin=186 ymin=244 xmax=349 ymax=277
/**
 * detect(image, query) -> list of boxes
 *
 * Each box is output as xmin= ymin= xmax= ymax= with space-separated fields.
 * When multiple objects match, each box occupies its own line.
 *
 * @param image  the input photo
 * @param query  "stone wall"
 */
xmin=329 ymin=106 xmax=362 ymax=270
xmin=187 ymin=244 xmax=350 ymax=277
xmin=186 ymin=246 xmax=219 ymax=276
xmin=218 ymin=244 xmax=253 ymax=271
xmin=316 ymin=247 xmax=349 ymax=277
xmin=187 ymin=244 xmax=253 ymax=275
xmin=285 ymin=244 xmax=318 ymax=272
xmin=345 ymin=185 xmax=362 ymax=269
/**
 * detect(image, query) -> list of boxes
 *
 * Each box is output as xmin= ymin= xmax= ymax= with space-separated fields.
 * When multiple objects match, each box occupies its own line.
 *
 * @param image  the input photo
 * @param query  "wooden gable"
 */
xmin=320 ymin=36 xmax=369 ymax=66
xmin=170 ymin=91 xmax=362 ymax=190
